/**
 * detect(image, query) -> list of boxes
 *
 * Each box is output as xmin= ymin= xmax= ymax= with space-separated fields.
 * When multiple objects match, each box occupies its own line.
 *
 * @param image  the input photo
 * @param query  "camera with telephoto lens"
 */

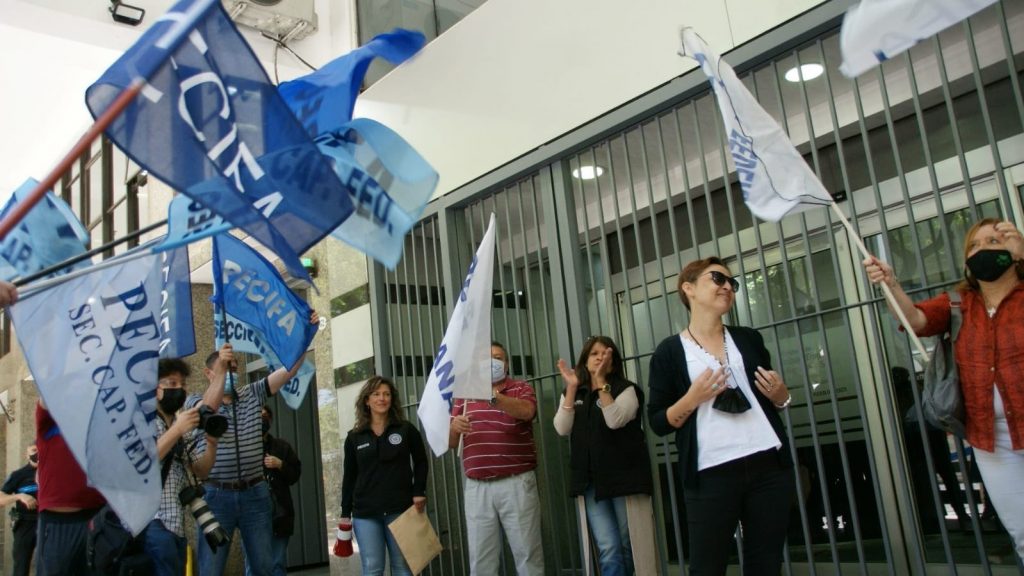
xmin=197 ymin=405 xmax=228 ymax=438
xmin=179 ymin=485 xmax=229 ymax=550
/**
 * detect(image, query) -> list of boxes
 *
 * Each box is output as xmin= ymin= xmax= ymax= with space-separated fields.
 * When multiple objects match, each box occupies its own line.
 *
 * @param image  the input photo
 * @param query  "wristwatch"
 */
xmin=600 ymin=383 xmax=611 ymax=394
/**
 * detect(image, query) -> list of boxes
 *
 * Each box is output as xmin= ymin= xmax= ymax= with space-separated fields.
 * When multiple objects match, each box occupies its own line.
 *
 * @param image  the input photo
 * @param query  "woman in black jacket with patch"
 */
xmin=554 ymin=335 xmax=657 ymax=576
xmin=647 ymin=256 xmax=794 ymax=576
xmin=341 ymin=376 xmax=428 ymax=576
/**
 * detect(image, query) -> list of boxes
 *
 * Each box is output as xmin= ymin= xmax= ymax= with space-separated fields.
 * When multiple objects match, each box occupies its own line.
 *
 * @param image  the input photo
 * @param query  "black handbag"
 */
xmin=920 ymin=291 xmax=966 ymax=438
xmin=86 ymin=505 xmax=153 ymax=575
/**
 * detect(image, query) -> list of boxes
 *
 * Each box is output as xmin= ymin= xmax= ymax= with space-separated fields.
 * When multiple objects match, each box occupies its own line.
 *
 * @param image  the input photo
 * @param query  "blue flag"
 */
xmin=158 ymin=194 xmax=232 ymax=252
xmin=278 ymin=29 xmax=426 ymax=137
xmin=315 ymin=119 xmax=438 ymax=269
xmin=157 ymin=244 xmax=196 ymax=359
xmin=85 ymin=0 xmax=355 ymax=280
xmin=214 ymin=310 xmax=315 ymax=409
xmin=9 ymin=249 xmax=163 ymax=534
xmin=0 ymin=178 xmax=90 ymax=282
xmin=212 ymin=234 xmax=315 ymax=372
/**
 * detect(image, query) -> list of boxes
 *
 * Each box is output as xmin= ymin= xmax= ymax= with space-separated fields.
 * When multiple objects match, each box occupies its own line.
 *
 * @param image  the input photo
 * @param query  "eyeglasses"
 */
xmin=703 ymin=271 xmax=740 ymax=292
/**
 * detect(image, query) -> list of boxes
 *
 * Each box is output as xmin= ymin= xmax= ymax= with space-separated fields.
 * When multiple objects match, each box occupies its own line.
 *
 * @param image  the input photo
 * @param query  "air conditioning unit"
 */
xmin=223 ymin=0 xmax=318 ymax=43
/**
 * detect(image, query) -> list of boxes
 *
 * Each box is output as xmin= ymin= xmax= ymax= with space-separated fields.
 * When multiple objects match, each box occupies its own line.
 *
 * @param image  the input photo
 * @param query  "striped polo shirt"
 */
xmin=185 ymin=378 xmax=269 ymax=483
xmin=451 ymin=378 xmax=537 ymax=480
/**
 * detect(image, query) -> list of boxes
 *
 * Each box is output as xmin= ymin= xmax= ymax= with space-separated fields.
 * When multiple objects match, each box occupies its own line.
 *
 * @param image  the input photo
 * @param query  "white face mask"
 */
xmin=490 ymin=358 xmax=506 ymax=384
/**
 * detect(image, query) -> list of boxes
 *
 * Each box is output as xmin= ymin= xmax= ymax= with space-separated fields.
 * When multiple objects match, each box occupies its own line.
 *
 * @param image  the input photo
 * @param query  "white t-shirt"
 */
xmin=680 ymin=330 xmax=781 ymax=471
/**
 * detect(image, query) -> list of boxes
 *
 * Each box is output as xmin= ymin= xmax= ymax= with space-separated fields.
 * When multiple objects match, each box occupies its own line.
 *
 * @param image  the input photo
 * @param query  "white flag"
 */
xmin=679 ymin=28 xmax=833 ymax=222
xmin=417 ymin=213 xmax=496 ymax=456
xmin=10 ymin=251 xmax=163 ymax=535
xmin=839 ymin=0 xmax=997 ymax=78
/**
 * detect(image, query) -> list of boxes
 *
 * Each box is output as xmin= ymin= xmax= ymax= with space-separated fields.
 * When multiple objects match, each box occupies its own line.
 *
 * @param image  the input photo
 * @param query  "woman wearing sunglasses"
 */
xmin=553 ymin=336 xmax=656 ymax=576
xmin=647 ymin=256 xmax=795 ymax=575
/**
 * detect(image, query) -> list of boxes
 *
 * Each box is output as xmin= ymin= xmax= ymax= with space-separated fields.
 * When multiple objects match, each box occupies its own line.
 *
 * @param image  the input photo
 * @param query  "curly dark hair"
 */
xmin=573 ymin=335 xmax=628 ymax=390
xmin=353 ymin=376 xmax=405 ymax=432
xmin=158 ymin=358 xmax=191 ymax=379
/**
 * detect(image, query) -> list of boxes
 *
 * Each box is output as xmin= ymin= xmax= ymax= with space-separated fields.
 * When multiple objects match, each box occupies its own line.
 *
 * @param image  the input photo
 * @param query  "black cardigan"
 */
xmin=567 ymin=379 xmax=653 ymax=500
xmin=646 ymin=326 xmax=792 ymax=489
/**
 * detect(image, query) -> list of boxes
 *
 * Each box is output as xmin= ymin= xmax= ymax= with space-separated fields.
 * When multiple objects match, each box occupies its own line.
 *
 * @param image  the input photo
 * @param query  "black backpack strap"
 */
xmin=948 ymin=291 xmax=963 ymax=342
xmin=160 ymin=440 xmax=183 ymax=485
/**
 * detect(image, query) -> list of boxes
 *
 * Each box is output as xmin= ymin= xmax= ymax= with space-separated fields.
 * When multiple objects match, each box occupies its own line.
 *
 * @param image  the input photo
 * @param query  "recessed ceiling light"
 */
xmin=572 ymin=165 xmax=604 ymax=180
xmin=784 ymin=63 xmax=824 ymax=83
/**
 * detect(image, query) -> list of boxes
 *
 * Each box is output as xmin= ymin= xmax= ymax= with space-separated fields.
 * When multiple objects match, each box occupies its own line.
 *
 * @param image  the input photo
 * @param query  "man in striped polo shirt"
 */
xmin=185 ymin=310 xmax=318 ymax=576
xmin=449 ymin=341 xmax=545 ymax=576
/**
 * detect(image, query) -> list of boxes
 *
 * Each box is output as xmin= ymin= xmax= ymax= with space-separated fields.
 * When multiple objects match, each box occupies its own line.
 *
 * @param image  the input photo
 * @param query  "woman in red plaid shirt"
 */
xmin=864 ymin=218 xmax=1024 ymax=561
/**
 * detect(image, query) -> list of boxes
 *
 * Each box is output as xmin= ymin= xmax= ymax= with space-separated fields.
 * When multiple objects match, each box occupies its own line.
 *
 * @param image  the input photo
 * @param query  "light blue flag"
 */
xmin=839 ymin=0 xmax=997 ymax=78
xmin=9 ymin=249 xmax=163 ymax=535
xmin=0 ymin=178 xmax=90 ymax=282
xmin=86 ymin=0 xmax=356 ymax=282
xmin=211 ymin=234 xmax=316 ymax=372
xmin=278 ymin=29 xmax=426 ymax=137
xmin=679 ymin=29 xmax=833 ymax=222
xmin=214 ymin=310 xmax=315 ymax=409
xmin=315 ymin=119 xmax=438 ymax=269
xmin=157 ymin=195 xmax=232 ymax=252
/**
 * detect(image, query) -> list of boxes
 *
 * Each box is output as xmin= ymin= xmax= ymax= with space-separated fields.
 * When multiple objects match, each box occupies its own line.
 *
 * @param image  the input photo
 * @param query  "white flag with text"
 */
xmin=839 ymin=0 xmax=997 ymax=78
xmin=679 ymin=28 xmax=833 ymax=222
xmin=10 ymin=251 xmax=163 ymax=534
xmin=417 ymin=214 xmax=496 ymax=456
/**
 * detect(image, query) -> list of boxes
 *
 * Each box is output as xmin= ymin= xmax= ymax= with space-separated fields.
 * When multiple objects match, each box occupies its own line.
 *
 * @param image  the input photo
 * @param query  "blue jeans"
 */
xmin=353 ymin=515 xmax=411 ymax=576
xmin=584 ymin=487 xmax=633 ymax=576
xmin=144 ymin=519 xmax=187 ymax=576
xmin=197 ymin=481 xmax=273 ymax=576
xmin=244 ymin=535 xmax=289 ymax=576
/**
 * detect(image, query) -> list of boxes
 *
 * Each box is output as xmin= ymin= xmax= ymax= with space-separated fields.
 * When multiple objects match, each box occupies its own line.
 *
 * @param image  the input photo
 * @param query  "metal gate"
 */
xmin=372 ymin=1 xmax=1024 ymax=573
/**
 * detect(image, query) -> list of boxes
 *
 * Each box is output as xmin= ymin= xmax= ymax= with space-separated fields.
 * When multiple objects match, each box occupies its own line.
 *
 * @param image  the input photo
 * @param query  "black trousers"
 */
xmin=35 ymin=509 xmax=98 ymax=576
xmin=684 ymin=449 xmax=795 ymax=576
xmin=11 ymin=515 xmax=37 ymax=576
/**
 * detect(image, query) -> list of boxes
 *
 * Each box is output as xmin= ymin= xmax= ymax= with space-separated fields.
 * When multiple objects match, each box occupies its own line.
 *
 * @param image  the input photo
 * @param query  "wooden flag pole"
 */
xmin=0 ymin=79 xmax=146 ymax=242
xmin=829 ymin=202 xmax=930 ymax=362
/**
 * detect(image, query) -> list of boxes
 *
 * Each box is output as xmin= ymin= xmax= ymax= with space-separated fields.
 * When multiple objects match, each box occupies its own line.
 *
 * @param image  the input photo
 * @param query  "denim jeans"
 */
xmin=584 ymin=487 xmax=633 ymax=576
xmin=244 ymin=535 xmax=289 ymax=576
xmin=352 ymin=515 xmax=411 ymax=576
xmin=197 ymin=481 xmax=273 ymax=576
xmin=144 ymin=519 xmax=187 ymax=576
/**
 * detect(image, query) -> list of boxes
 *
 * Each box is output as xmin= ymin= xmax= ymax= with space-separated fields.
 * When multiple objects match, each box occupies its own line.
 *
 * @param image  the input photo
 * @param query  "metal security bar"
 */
xmin=374 ymin=1 xmax=1024 ymax=573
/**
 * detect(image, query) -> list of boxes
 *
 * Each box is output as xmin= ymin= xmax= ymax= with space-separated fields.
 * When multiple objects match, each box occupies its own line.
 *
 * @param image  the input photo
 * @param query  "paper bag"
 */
xmin=387 ymin=505 xmax=442 ymax=574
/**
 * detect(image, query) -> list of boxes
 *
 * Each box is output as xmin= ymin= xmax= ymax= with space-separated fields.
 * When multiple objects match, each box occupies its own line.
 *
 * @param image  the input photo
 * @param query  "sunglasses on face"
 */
xmin=704 ymin=270 xmax=740 ymax=292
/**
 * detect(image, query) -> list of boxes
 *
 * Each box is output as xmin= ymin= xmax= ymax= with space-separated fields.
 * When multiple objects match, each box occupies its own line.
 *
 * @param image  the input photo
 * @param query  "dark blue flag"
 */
xmin=212 ymin=234 xmax=315 ymax=372
xmin=85 ymin=0 xmax=354 ymax=280
xmin=278 ymin=29 xmax=426 ymax=138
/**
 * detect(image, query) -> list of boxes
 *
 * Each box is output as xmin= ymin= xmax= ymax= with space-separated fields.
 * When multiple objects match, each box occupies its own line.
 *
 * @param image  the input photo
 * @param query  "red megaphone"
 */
xmin=333 ymin=521 xmax=353 ymax=557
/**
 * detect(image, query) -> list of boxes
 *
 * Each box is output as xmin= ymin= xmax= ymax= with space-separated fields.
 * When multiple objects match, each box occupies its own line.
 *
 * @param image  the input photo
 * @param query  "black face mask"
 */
xmin=966 ymin=249 xmax=1014 ymax=283
xmin=28 ymin=454 xmax=38 ymax=465
xmin=159 ymin=388 xmax=186 ymax=414
xmin=262 ymin=420 xmax=271 ymax=435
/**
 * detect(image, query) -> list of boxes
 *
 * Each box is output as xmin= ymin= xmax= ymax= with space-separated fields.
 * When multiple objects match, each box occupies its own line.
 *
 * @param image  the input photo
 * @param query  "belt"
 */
xmin=206 ymin=476 xmax=264 ymax=491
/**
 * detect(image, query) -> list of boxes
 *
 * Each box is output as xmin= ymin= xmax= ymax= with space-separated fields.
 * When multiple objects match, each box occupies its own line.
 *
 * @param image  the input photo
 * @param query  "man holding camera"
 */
xmin=1 ymin=444 xmax=39 ymax=576
xmin=185 ymin=311 xmax=318 ymax=576
xmin=146 ymin=356 xmax=222 ymax=576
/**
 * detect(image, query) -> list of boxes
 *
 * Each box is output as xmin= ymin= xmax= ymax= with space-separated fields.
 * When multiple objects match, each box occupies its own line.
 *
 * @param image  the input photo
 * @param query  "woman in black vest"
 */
xmin=554 ymin=335 xmax=654 ymax=576
xmin=647 ymin=256 xmax=795 ymax=575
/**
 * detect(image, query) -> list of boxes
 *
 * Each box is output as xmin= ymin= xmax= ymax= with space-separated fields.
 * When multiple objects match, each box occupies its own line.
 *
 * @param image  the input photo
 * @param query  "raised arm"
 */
xmin=268 ymin=310 xmax=319 ymax=396
xmin=862 ymin=255 xmax=927 ymax=333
